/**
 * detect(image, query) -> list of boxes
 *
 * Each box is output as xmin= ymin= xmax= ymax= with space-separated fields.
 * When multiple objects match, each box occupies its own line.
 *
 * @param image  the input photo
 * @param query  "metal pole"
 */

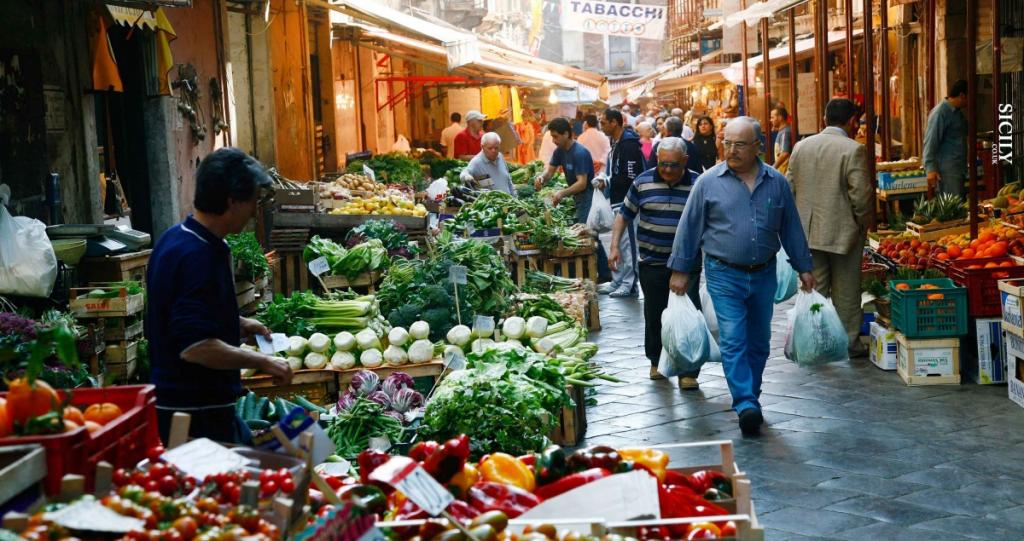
xmin=967 ymin=0 xmax=978 ymax=239
xmin=864 ymin=0 xmax=876 ymax=209
xmin=992 ymin=0 xmax=1002 ymax=191
xmin=926 ymin=0 xmax=936 ymax=110
xmin=815 ymin=0 xmax=828 ymax=131
xmin=788 ymin=8 xmax=799 ymax=140
xmin=741 ymin=0 xmax=750 ymax=115
xmin=879 ymin=0 xmax=891 ymax=160
xmin=762 ymin=17 xmax=773 ymax=163
xmin=844 ymin=0 xmax=854 ymax=100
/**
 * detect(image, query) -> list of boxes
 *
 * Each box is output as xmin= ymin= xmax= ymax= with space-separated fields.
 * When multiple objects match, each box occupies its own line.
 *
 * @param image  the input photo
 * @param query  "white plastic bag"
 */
xmin=699 ymin=282 xmax=718 ymax=335
xmin=784 ymin=290 xmax=849 ymax=365
xmin=393 ymin=135 xmax=411 ymax=153
xmin=658 ymin=294 xmax=718 ymax=377
xmin=775 ymin=248 xmax=799 ymax=304
xmin=586 ymin=187 xmax=614 ymax=234
xmin=0 ymin=205 xmax=58 ymax=297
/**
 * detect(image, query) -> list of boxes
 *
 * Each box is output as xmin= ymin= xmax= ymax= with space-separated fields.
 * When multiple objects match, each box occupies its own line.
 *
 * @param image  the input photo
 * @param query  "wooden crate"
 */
xmin=0 ymin=444 xmax=47 ymax=511
xmin=586 ymin=289 xmax=601 ymax=332
xmin=70 ymin=287 xmax=145 ymax=318
xmin=243 ymin=369 xmax=340 ymax=406
xmin=549 ymin=384 xmax=587 ymax=446
xmin=105 ymin=340 xmax=139 ymax=364
xmin=335 ymin=360 xmax=446 ymax=389
xmin=274 ymin=212 xmax=428 ymax=232
xmin=236 ymin=280 xmax=257 ymax=308
xmin=272 ymin=252 xmax=310 ymax=297
xmin=905 ymin=220 xmax=971 ymax=242
xmin=322 ymin=271 xmax=383 ymax=293
xmin=106 ymin=358 xmax=138 ymax=383
xmin=103 ymin=318 xmax=144 ymax=341
xmin=896 ymin=334 xmax=961 ymax=385
xmin=269 ymin=228 xmax=310 ymax=252
xmin=543 ymin=243 xmax=599 ymax=282
xmin=79 ymin=249 xmax=152 ymax=286
xmin=510 ymin=250 xmax=545 ymax=286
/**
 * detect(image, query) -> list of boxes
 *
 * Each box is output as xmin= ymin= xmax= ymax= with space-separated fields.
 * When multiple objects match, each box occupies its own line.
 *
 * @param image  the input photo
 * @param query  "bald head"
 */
xmin=722 ymin=117 xmax=762 ymax=174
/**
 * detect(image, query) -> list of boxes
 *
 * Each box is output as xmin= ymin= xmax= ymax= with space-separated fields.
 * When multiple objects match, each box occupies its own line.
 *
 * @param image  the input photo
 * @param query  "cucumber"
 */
xmin=242 ymin=392 xmax=256 ymax=420
xmin=292 ymin=395 xmax=327 ymax=414
xmin=245 ymin=419 xmax=272 ymax=430
xmin=275 ymin=398 xmax=290 ymax=420
xmin=255 ymin=397 xmax=269 ymax=420
xmin=235 ymin=396 xmax=245 ymax=416
xmin=278 ymin=398 xmax=301 ymax=416
xmin=265 ymin=399 xmax=277 ymax=421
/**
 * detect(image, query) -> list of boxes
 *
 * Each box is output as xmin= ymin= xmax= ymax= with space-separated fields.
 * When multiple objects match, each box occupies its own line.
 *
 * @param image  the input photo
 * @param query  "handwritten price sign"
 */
xmin=369 ymin=457 xmax=454 ymax=516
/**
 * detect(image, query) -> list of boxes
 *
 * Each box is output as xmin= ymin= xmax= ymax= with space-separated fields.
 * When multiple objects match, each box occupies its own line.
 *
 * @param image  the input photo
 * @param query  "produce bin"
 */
xmin=888 ymin=278 xmax=968 ymax=338
xmin=0 ymin=385 xmax=159 ymax=495
xmin=943 ymin=257 xmax=1024 ymax=316
xmin=244 ymin=369 xmax=340 ymax=406
xmin=0 ymin=444 xmax=46 ymax=513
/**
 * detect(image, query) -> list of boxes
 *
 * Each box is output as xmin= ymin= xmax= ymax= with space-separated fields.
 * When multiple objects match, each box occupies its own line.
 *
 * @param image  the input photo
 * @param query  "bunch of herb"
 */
xmin=303 ymin=236 xmax=389 ymax=279
xmin=449 ymin=191 xmax=532 ymax=234
xmin=428 ymin=158 xmax=467 ymax=180
xmin=347 ymin=153 xmax=424 ymax=190
xmin=345 ymin=219 xmax=418 ymax=259
xmin=226 ymin=232 xmax=270 ymax=281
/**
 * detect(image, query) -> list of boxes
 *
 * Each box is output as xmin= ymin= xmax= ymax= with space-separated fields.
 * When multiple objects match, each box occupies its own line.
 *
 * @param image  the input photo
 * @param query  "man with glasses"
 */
xmin=610 ymin=137 xmax=704 ymax=389
xmin=147 ymin=148 xmax=294 ymax=445
xmin=668 ymin=118 xmax=815 ymax=435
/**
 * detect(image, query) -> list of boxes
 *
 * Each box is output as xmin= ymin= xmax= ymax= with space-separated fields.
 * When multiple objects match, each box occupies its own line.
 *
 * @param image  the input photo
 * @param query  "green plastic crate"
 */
xmin=888 ymin=278 xmax=967 ymax=338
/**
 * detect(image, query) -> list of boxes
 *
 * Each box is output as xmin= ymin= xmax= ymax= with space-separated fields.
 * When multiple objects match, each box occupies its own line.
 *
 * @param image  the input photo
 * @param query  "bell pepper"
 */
xmin=409 ymin=440 xmax=440 ymax=462
xmin=357 ymin=449 xmax=392 ymax=484
xmin=447 ymin=462 xmax=480 ymax=498
xmin=423 ymin=435 xmax=471 ymax=484
xmin=566 ymin=445 xmax=621 ymax=472
xmin=517 ymin=454 xmax=536 ymax=467
xmin=658 ymin=484 xmax=730 ymax=538
xmin=617 ymin=447 xmax=669 ymax=482
xmin=533 ymin=445 xmax=568 ymax=486
xmin=336 ymin=484 xmax=387 ymax=515
xmin=393 ymin=497 xmax=480 ymax=522
xmin=533 ymin=468 xmax=611 ymax=500
xmin=467 ymin=482 xmax=542 ymax=518
xmin=479 ymin=453 xmax=536 ymax=492
xmin=684 ymin=470 xmax=732 ymax=496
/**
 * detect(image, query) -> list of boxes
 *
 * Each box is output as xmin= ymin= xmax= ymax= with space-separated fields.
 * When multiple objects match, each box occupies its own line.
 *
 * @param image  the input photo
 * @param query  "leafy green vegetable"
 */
xmin=347 ymin=153 xmax=425 ymax=190
xmin=304 ymin=236 xmax=389 ymax=279
xmin=226 ymin=232 xmax=270 ymax=281
xmin=345 ymin=219 xmax=418 ymax=259
xmin=255 ymin=291 xmax=383 ymax=337
xmin=326 ymin=397 xmax=406 ymax=459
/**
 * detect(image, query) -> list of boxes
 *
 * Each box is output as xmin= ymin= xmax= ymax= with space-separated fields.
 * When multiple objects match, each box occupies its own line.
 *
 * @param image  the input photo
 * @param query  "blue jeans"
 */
xmin=704 ymin=257 xmax=777 ymax=414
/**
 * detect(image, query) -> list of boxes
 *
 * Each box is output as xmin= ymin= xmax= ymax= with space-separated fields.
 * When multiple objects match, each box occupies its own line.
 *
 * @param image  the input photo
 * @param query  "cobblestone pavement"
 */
xmin=585 ymin=295 xmax=1024 ymax=540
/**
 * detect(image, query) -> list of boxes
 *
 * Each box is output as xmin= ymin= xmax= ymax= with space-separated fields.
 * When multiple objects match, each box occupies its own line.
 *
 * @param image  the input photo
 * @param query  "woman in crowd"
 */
xmin=637 ymin=121 xmax=655 ymax=162
xmin=691 ymin=115 xmax=720 ymax=171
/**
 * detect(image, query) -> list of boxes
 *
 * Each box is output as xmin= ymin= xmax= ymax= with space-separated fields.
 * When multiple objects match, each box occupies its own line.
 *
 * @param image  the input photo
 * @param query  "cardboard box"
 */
xmin=1004 ymin=332 xmax=1024 ymax=410
xmin=896 ymin=333 xmax=961 ymax=385
xmin=998 ymin=279 xmax=1024 ymax=337
xmin=869 ymin=321 xmax=898 ymax=370
xmin=965 ymin=318 xmax=1007 ymax=384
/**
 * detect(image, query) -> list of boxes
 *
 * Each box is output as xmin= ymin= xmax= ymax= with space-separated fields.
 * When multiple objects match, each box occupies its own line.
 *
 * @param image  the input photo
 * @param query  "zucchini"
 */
xmin=245 ymin=419 xmax=272 ymax=430
xmin=235 ymin=396 xmax=245 ymax=416
xmin=255 ymin=397 xmax=269 ymax=420
xmin=242 ymin=392 xmax=256 ymax=420
xmin=292 ymin=395 xmax=327 ymax=414
xmin=265 ymin=399 xmax=277 ymax=422
xmin=275 ymin=397 xmax=290 ymax=420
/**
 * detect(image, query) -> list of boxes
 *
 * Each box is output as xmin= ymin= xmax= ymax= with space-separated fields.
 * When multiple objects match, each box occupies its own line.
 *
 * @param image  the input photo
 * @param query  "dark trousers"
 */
xmin=639 ymin=262 xmax=702 ymax=376
xmin=157 ymin=405 xmax=252 ymax=446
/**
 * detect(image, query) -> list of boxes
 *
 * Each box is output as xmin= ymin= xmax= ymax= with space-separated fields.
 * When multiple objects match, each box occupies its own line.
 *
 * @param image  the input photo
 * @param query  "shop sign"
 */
xmin=561 ymin=0 xmax=667 ymax=40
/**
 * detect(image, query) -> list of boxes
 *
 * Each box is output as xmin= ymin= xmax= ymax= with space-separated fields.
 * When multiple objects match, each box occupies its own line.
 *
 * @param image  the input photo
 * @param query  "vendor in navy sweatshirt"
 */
xmin=147 ymin=148 xmax=293 ymax=445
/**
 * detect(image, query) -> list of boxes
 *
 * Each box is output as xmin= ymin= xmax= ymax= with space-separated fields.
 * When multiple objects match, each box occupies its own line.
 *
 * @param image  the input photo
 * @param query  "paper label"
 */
xmin=363 ymin=165 xmax=376 ymax=182
xmin=46 ymin=500 xmax=144 ymax=533
xmin=256 ymin=333 xmax=290 ymax=354
xmin=308 ymin=256 xmax=330 ymax=276
xmin=368 ymin=435 xmax=392 ymax=452
xmin=1002 ymin=292 xmax=1022 ymax=332
xmin=449 ymin=265 xmax=467 ymax=285
xmin=369 ymin=458 xmax=454 ymax=516
xmin=443 ymin=351 xmax=465 ymax=370
xmin=161 ymin=438 xmax=251 ymax=481
xmin=315 ymin=460 xmax=353 ymax=477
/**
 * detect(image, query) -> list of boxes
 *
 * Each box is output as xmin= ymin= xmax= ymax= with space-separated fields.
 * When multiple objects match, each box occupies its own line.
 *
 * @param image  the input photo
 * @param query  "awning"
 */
xmin=610 ymin=63 xmax=675 ymax=104
xmin=103 ymin=0 xmax=191 ymax=7
xmin=709 ymin=0 xmax=791 ymax=30
xmin=107 ymin=4 xmax=160 ymax=30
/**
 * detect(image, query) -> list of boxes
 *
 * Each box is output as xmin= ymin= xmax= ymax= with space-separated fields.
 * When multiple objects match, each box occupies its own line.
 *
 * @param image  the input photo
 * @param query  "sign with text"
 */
xmin=561 ymin=0 xmax=667 ymax=40
xmin=369 ymin=457 xmax=454 ymax=516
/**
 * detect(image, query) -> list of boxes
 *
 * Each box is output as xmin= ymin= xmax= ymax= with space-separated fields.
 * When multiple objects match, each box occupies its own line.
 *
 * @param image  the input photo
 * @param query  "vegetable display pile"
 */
xmin=234 ymin=390 xmax=326 ymax=431
xmin=327 ymin=371 xmax=420 ymax=458
xmin=225 ymin=232 xmax=270 ymax=281
xmin=345 ymin=219 xmax=418 ymax=259
xmin=347 ymin=153 xmax=425 ymax=190
xmin=255 ymin=291 xmax=385 ymax=338
xmin=329 ymin=195 xmax=428 ymax=218
xmin=1 ymin=311 xmax=80 ymax=389
xmin=448 ymin=191 xmax=533 ymax=234
xmin=303 ymin=236 xmax=390 ymax=279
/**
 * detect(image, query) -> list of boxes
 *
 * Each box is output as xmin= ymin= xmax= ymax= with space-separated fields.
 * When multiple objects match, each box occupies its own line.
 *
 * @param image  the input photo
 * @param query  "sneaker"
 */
xmin=738 ymin=408 xmax=764 ymax=435
xmin=649 ymin=366 xmax=666 ymax=380
xmin=598 ymin=282 xmax=618 ymax=295
xmin=677 ymin=376 xmax=699 ymax=390
xmin=609 ymin=288 xmax=638 ymax=298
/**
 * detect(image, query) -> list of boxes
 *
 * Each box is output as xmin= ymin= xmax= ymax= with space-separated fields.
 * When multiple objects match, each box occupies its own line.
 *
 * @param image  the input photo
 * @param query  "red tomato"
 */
xmin=279 ymin=477 xmax=295 ymax=494
xmin=261 ymin=479 xmax=278 ymax=495
xmin=158 ymin=475 xmax=178 ymax=496
xmin=159 ymin=527 xmax=182 ymax=541
xmin=719 ymin=521 xmax=737 ymax=537
xmin=144 ymin=480 xmax=159 ymax=493
xmin=259 ymin=469 xmax=275 ymax=483
xmin=133 ymin=470 xmax=149 ymax=486
xmin=148 ymin=462 xmax=169 ymax=480
xmin=145 ymin=445 xmax=165 ymax=463
xmin=171 ymin=516 xmax=198 ymax=539
xmin=113 ymin=468 xmax=132 ymax=487
xmin=276 ymin=468 xmax=291 ymax=482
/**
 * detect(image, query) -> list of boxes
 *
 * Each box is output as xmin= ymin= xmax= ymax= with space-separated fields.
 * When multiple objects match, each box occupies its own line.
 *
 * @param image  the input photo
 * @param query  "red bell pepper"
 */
xmin=683 ymin=470 xmax=731 ymax=494
xmin=422 ymin=435 xmax=471 ymax=484
xmin=409 ymin=440 xmax=440 ymax=462
xmin=357 ymin=449 xmax=391 ymax=484
xmin=467 ymin=482 xmax=542 ymax=518
xmin=659 ymin=485 xmax=729 ymax=518
xmin=517 ymin=454 xmax=536 ymax=467
xmin=533 ymin=468 xmax=611 ymax=500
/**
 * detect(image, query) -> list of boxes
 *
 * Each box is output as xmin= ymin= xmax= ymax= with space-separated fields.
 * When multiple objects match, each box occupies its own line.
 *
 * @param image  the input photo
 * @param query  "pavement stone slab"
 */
xmin=824 ymin=495 xmax=951 ymax=525
xmin=757 ymin=506 xmax=878 ymax=536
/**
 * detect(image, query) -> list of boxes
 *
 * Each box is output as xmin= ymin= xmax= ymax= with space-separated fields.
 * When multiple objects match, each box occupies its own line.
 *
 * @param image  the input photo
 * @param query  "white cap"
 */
xmin=465 ymin=110 xmax=487 ymax=122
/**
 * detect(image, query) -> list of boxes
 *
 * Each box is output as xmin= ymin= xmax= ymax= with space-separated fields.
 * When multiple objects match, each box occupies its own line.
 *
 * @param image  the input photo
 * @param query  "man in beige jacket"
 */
xmin=787 ymin=98 xmax=874 ymax=356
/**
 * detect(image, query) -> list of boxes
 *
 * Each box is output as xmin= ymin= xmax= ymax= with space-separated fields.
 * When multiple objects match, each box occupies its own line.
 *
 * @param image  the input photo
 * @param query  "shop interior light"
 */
xmin=548 ymin=89 xmax=558 ymax=104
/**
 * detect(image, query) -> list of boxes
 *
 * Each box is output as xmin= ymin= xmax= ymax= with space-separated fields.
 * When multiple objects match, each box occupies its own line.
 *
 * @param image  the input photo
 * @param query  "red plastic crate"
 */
xmin=944 ymin=257 xmax=1024 ymax=316
xmin=0 ymin=385 xmax=159 ymax=495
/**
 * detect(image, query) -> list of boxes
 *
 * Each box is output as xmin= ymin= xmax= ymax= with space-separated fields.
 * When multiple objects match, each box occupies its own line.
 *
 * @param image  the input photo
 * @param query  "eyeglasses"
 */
xmin=722 ymin=140 xmax=755 ymax=151
xmin=657 ymin=161 xmax=683 ymax=169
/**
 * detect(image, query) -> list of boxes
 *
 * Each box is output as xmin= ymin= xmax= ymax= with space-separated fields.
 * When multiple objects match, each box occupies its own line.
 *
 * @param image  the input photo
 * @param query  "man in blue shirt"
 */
xmin=668 ymin=117 xmax=815 ymax=435
xmin=147 ymin=148 xmax=293 ymax=444
xmin=923 ymin=79 xmax=968 ymax=197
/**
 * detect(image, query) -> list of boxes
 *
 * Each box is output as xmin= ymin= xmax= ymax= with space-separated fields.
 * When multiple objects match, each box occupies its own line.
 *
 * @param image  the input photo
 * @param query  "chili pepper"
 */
xmin=479 ymin=453 xmax=536 ymax=492
xmin=447 ymin=462 xmax=480 ymax=498
xmin=337 ymin=485 xmax=388 ymax=515
xmin=467 ymin=482 xmax=542 ymax=518
xmin=566 ymin=445 xmax=621 ymax=472
xmin=533 ymin=468 xmax=611 ymax=500
xmin=533 ymin=445 xmax=568 ymax=486
xmin=423 ymin=434 xmax=471 ymax=484
xmin=357 ymin=449 xmax=392 ymax=484
xmin=617 ymin=447 xmax=669 ymax=482
xmin=409 ymin=440 xmax=440 ymax=462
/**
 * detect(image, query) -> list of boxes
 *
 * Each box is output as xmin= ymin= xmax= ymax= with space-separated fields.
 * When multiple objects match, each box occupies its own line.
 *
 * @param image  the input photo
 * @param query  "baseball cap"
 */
xmin=466 ymin=110 xmax=488 ymax=122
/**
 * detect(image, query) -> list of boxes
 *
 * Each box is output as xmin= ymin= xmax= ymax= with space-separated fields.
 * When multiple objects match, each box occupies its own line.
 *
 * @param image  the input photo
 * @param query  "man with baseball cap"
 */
xmin=454 ymin=110 xmax=488 ymax=160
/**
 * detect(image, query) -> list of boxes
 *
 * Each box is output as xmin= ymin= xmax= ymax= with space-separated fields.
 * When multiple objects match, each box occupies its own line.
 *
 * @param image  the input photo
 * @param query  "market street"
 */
xmin=585 ymin=294 xmax=1024 ymax=540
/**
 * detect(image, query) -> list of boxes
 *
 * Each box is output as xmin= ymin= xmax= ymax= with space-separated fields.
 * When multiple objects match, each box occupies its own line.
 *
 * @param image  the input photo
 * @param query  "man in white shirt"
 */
xmin=621 ymin=104 xmax=637 ymax=127
xmin=459 ymin=133 xmax=515 ymax=194
xmin=440 ymin=112 xmax=463 ymax=158
xmin=576 ymin=114 xmax=611 ymax=173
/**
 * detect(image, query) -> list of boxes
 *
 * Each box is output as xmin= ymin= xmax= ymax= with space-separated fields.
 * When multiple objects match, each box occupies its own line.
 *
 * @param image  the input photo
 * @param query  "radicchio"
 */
xmin=380 ymin=372 xmax=414 ymax=398
xmin=389 ymin=387 xmax=424 ymax=413
xmin=349 ymin=370 xmax=380 ymax=396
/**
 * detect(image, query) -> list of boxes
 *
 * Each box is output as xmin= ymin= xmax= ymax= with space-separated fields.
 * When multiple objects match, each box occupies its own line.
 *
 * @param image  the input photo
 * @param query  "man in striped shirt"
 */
xmin=609 ymin=137 xmax=704 ymax=390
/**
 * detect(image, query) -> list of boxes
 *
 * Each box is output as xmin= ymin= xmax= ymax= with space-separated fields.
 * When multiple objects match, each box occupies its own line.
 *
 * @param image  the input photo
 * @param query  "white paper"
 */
xmin=368 ymin=435 xmax=392 ymax=452
xmin=315 ymin=460 xmax=353 ymax=477
xmin=256 ymin=333 xmax=290 ymax=354
xmin=443 ymin=351 xmax=465 ymax=371
xmin=395 ymin=466 xmax=455 ymax=516
xmin=308 ymin=256 xmax=330 ymax=276
xmin=519 ymin=470 xmax=660 ymax=521
xmin=449 ymin=265 xmax=468 ymax=285
xmin=363 ymin=164 xmax=376 ymax=182
xmin=46 ymin=500 xmax=145 ymax=533
xmin=161 ymin=438 xmax=252 ymax=480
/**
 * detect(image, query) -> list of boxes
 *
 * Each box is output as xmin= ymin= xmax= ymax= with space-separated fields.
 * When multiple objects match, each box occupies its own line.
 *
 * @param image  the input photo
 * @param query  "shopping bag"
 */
xmin=586 ymin=186 xmax=614 ymax=234
xmin=775 ymin=248 xmax=799 ymax=304
xmin=0 ymin=205 xmax=58 ymax=297
xmin=699 ymin=282 xmax=719 ymax=344
xmin=784 ymin=290 xmax=849 ymax=365
xmin=393 ymin=135 xmax=411 ymax=153
xmin=658 ymin=293 xmax=715 ymax=377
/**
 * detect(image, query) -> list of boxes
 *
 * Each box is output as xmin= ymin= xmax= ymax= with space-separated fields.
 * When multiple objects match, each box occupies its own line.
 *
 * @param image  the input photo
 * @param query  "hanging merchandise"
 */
xmin=0 ymin=204 xmax=58 ymax=298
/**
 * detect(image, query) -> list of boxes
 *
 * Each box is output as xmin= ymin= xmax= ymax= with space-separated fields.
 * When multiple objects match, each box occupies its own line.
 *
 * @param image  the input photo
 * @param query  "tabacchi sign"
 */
xmin=561 ymin=0 xmax=667 ymax=40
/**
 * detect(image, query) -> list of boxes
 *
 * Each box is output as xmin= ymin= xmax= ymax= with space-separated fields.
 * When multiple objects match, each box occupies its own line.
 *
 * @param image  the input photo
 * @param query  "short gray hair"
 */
xmin=636 ymin=121 xmax=654 ymax=137
xmin=481 ymin=132 xmax=501 ymax=146
xmin=657 ymin=137 xmax=688 ymax=156
xmin=724 ymin=116 xmax=763 ymax=149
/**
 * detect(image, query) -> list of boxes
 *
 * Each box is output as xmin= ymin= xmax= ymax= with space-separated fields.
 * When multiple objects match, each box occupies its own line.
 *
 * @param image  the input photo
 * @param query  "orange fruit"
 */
xmin=927 ymin=293 xmax=945 ymax=300
xmin=980 ymin=231 xmax=995 ymax=243
xmin=936 ymin=253 xmax=950 ymax=261
xmin=84 ymin=403 xmax=123 ymax=426
xmin=970 ymin=239 xmax=982 ymax=249
xmin=985 ymin=262 xmax=999 ymax=268
xmin=962 ymin=248 xmax=976 ymax=259
xmin=968 ymin=264 xmax=983 ymax=269
xmin=947 ymin=246 xmax=963 ymax=258
xmin=64 ymin=406 xmax=84 ymax=425
xmin=1000 ymin=261 xmax=1015 ymax=267
xmin=63 ymin=419 xmax=80 ymax=432
xmin=895 ymin=283 xmax=911 ymax=290
xmin=83 ymin=420 xmax=103 ymax=433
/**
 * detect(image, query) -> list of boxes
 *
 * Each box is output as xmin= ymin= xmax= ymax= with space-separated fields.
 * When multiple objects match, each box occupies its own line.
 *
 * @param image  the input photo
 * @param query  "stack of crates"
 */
xmin=70 ymin=285 xmax=145 ymax=384
xmin=888 ymin=278 xmax=967 ymax=385
xmin=997 ymin=279 xmax=1024 ymax=410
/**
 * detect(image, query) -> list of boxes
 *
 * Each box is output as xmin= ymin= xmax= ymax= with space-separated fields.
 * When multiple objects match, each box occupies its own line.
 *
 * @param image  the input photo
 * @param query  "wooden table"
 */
xmin=876 ymin=187 xmax=926 ymax=224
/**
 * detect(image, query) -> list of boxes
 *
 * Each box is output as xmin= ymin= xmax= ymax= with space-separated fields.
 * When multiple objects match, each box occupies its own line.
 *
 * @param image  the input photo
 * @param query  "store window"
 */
xmin=608 ymin=35 xmax=633 ymax=74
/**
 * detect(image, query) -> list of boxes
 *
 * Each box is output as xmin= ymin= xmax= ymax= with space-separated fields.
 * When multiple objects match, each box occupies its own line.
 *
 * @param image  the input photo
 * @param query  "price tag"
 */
xmin=315 ymin=460 xmax=353 ymax=477
xmin=369 ymin=457 xmax=454 ymax=516
xmin=161 ymin=438 xmax=251 ymax=481
xmin=363 ymin=164 xmax=376 ymax=182
xmin=308 ymin=256 xmax=330 ymax=276
xmin=443 ymin=351 xmax=465 ymax=371
xmin=368 ymin=435 xmax=392 ymax=452
xmin=256 ymin=333 xmax=290 ymax=354
xmin=448 ymin=265 xmax=467 ymax=285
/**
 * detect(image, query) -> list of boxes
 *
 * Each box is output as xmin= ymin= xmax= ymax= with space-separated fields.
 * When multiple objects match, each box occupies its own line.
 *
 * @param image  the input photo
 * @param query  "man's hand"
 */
xmin=534 ymin=175 xmax=545 ymax=190
xmin=609 ymin=247 xmax=621 ymax=272
xmin=240 ymin=317 xmax=271 ymax=342
xmin=798 ymin=272 xmax=816 ymax=292
xmin=260 ymin=355 xmax=294 ymax=386
xmin=669 ymin=271 xmax=691 ymax=296
xmin=926 ymin=171 xmax=940 ymax=198
xmin=551 ymin=191 xmax=564 ymax=206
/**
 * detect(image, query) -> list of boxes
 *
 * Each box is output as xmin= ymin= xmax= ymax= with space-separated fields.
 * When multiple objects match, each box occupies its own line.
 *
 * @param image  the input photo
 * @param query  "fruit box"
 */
xmin=869 ymin=321 xmax=898 ymax=370
xmin=998 ymin=278 xmax=1024 ymax=337
xmin=965 ymin=318 xmax=1007 ymax=384
xmin=944 ymin=258 xmax=1024 ymax=317
xmin=888 ymin=278 xmax=968 ymax=338
xmin=896 ymin=334 xmax=961 ymax=385
xmin=1002 ymin=332 xmax=1024 ymax=410
xmin=0 ymin=385 xmax=159 ymax=495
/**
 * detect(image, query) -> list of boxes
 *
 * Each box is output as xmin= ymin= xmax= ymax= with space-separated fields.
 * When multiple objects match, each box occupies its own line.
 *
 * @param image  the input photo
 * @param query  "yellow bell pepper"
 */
xmin=447 ymin=462 xmax=480 ymax=497
xmin=618 ymin=447 xmax=669 ymax=482
xmin=478 ymin=452 xmax=536 ymax=492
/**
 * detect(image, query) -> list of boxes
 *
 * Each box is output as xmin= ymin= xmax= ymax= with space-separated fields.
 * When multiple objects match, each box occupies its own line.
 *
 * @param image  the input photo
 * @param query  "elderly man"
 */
xmin=788 ymin=99 xmax=873 ymax=357
xmin=460 ymin=132 xmax=515 ymax=194
xmin=609 ymin=137 xmax=704 ymax=389
xmin=668 ymin=117 xmax=815 ymax=435
xmin=924 ymin=80 xmax=969 ymax=197
xmin=453 ymin=110 xmax=487 ymax=160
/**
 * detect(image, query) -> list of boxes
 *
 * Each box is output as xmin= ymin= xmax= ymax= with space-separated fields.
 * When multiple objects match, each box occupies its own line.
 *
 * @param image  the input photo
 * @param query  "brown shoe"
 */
xmin=649 ymin=366 xmax=666 ymax=380
xmin=678 ymin=376 xmax=699 ymax=390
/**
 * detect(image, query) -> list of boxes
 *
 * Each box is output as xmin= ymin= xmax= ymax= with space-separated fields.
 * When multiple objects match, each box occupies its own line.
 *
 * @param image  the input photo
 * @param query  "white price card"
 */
xmin=449 ymin=265 xmax=468 ymax=285
xmin=369 ymin=457 xmax=454 ymax=516
xmin=368 ymin=435 xmax=392 ymax=452
xmin=363 ymin=164 xmax=376 ymax=182
xmin=46 ymin=500 xmax=144 ymax=533
xmin=161 ymin=438 xmax=251 ymax=481
xmin=256 ymin=333 xmax=290 ymax=354
xmin=443 ymin=351 xmax=465 ymax=371
xmin=308 ymin=256 xmax=330 ymax=276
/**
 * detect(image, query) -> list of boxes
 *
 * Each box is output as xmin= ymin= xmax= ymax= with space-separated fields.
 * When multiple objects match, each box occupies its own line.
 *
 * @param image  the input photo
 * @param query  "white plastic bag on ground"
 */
xmin=0 ymin=205 xmax=58 ymax=297
xmin=775 ymin=249 xmax=798 ymax=304
xmin=784 ymin=290 xmax=849 ymax=365
xmin=586 ymin=188 xmax=614 ymax=234
xmin=658 ymin=294 xmax=718 ymax=377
